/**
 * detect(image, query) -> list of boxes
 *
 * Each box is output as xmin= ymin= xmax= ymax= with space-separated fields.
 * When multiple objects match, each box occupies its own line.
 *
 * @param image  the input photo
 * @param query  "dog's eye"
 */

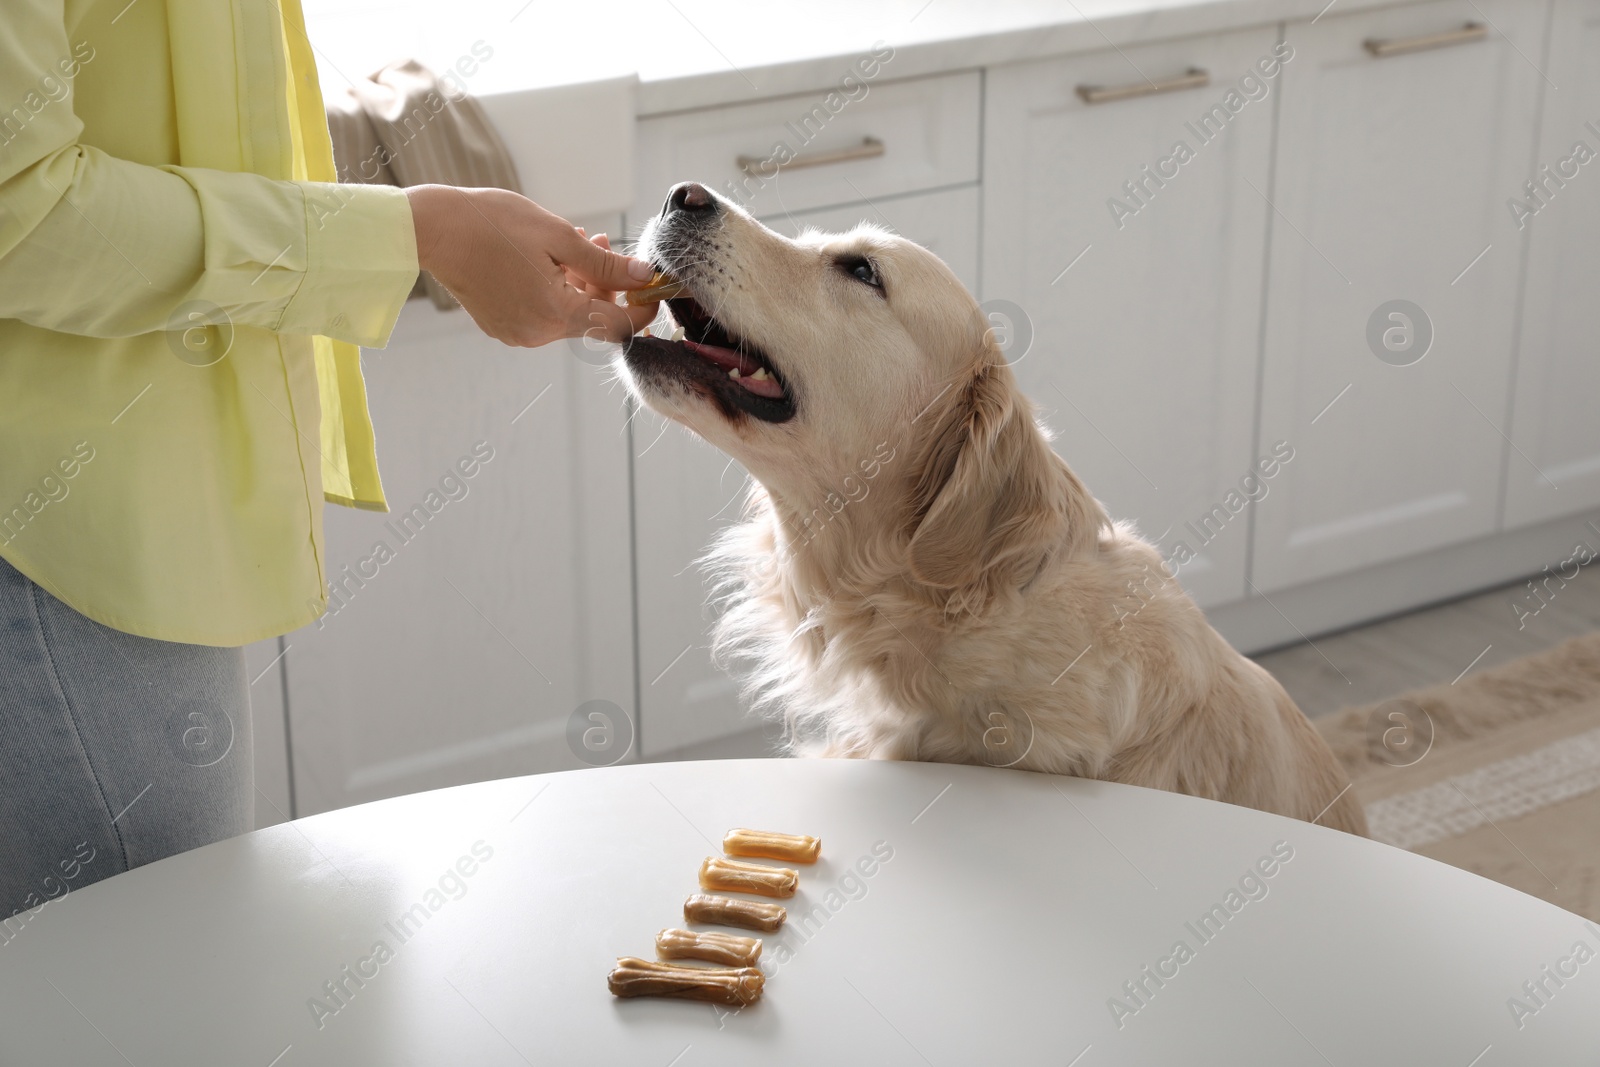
xmin=838 ymin=256 xmax=882 ymax=290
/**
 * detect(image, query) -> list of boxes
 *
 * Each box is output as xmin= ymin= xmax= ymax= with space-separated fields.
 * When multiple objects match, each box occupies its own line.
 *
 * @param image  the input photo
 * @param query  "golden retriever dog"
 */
xmin=617 ymin=181 xmax=1367 ymax=837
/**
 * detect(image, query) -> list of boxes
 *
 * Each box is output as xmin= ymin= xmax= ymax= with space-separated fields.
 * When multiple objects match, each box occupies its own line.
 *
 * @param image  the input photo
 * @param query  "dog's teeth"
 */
xmin=751 ymin=368 xmax=769 ymax=381
xmin=728 ymin=368 xmax=741 ymax=379
xmin=671 ymin=327 xmax=686 ymax=342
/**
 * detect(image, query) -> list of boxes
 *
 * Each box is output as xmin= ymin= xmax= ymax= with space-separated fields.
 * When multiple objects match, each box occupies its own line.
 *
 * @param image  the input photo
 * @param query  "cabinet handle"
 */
xmin=1363 ymin=22 xmax=1487 ymax=57
xmin=737 ymin=136 xmax=884 ymax=176
xmin=1075 ymin=67 xmax=1210 ymax=105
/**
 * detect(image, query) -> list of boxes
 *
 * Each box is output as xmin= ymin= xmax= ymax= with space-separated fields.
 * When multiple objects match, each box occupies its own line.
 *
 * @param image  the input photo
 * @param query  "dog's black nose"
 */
xmin=666 ymin=181 xmax=717 ymax=215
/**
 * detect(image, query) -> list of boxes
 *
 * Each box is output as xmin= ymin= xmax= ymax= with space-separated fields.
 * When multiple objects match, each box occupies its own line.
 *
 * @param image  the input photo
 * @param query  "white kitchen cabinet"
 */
xmin=244 ymin=637 xmax=291 ymax=828
xmin=1252 ymin=0 xmax=1545 ymax=592
xmin=634 ymin=71 xmax=980 ymax=221
xmin=280 ymin=301 xmax=636 ymax=816
xmin=1505 ymin=0 xmax=1600 ymax=528
xmin=274 ymin=0 xmax=1583 ymax=803
xmin=629 ymin=186 xmax=980 ymax=755
xmin=983 ymin=27 xmax=1278 ymax=607
xmin=626 ymin=404 xmax=749 ymax=758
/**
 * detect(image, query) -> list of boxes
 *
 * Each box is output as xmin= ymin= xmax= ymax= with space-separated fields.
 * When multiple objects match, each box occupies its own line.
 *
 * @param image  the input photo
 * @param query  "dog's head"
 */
xmin=620 ymin=182 xmax=1099 ymax=600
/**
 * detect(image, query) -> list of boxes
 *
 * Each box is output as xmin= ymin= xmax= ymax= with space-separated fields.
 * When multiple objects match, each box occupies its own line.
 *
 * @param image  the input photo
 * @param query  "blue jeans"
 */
xmin=0 ymin=555 xmax=252 ymax=923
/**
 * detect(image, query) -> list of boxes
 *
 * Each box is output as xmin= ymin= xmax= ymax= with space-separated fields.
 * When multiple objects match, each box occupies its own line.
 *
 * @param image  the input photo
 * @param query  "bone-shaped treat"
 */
xmin=623 ymin=271 xmax=688 ymax=306
xmin=656 ymin=927 xmax=762 ymax=967
xmin=683 ymin=893 xmax=787 ymax=932
xmin=699 ymin=856 xmax=798 ymax=898
xmin=607 ymin=957 xmax=764 ymax=1005
xmin=722 ymin=827 xmax=821 ymax=864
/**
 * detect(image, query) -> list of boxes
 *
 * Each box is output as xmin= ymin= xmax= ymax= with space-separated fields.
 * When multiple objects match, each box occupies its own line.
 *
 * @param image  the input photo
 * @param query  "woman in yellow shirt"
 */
xmin=0 ymin=0 xmax=657 ymax=916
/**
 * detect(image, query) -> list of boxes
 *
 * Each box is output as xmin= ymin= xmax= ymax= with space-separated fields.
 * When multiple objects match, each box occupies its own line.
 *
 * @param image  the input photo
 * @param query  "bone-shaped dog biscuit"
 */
xmin=683 ymin=893 xmax=787 ymax=932
xmin=623 ymin=271 xmax=687 ymax=306
xmin=607 ymin=957 xmax=764 ymax=1005
xmin=656 ymin=927 xmax=762 ymax=967
xmin=722 ymin=828 xmax=821 ymax=864
xmin=699 ymin=856 xmax=798 ymax=898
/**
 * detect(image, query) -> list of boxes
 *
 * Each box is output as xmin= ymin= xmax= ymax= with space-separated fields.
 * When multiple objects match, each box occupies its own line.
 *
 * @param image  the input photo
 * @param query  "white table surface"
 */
xmin=1 ymin=758 xmax=1596 ymax=1065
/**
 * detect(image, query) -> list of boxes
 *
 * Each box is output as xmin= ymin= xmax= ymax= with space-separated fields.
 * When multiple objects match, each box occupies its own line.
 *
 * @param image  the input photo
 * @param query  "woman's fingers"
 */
xmin=568 ymin=231 xmax=660 ymax=341
xmin=558 ymin=288 xmax=659 ymax=344
xmin=576 ymin=233 xmax=616 ymax=297
xmin=559 ymin=226 xmax=654 ymax=292
xmin=611 ymin=297 xmax=662 ymax=338
xmin=406 ymin=184 xmax=662 ymax=347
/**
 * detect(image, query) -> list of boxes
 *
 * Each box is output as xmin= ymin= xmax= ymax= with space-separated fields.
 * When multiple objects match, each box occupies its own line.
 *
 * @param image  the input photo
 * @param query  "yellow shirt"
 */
xmin=0 ymin=0 xmax=419 ymax=646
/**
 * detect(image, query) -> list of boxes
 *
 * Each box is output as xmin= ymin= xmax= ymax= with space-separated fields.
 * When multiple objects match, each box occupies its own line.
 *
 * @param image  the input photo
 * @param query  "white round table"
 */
xmin=1 ymin=759 xmax=1595 ymax=1065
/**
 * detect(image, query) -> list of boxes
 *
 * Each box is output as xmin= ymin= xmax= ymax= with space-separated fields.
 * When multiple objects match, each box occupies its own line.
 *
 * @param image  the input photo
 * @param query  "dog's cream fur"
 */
xmin=621 ymin=190 xmax=1367 ymax=836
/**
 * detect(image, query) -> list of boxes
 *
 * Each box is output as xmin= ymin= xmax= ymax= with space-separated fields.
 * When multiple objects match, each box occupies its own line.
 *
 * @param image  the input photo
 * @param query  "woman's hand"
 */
xmin=405 ymin=184 xmax=660 ymax=348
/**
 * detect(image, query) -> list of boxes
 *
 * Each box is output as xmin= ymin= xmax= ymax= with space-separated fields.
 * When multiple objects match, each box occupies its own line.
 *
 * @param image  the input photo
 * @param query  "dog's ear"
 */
xmin=906 ymin=353 xmax=1098 ymax=595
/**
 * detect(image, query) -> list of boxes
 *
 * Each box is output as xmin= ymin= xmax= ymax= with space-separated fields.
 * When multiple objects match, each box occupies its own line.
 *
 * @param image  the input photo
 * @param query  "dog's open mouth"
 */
xmin=622 ymin=288 xmax=795 ymax=423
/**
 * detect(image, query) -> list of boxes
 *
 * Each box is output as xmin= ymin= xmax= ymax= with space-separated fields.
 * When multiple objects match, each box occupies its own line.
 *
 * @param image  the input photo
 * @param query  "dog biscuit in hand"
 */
xmin=607 ymin=957 xmax=764 ymax=1005
xmin=699 ymin=856 xmax=798 ymax=898
xmin=683 ymin=893 xmax=787 ymax=932
xmin=624 ymin=271 xmax=687 ymax=306
xmin=722 ymin=828 xmax=821 ymax=864
xmin=656 ymin=927 xmax=762 ymax=967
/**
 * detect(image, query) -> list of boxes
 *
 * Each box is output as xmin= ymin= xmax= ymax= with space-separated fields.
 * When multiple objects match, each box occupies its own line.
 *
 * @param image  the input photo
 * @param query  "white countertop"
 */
xmin=302 ymin=0 xmax=1404 ymax=115
xmin=300 ymin=0 xmax=1414 ymax=217
xmin=1 ymin=758 xmax=1595 ymax=1064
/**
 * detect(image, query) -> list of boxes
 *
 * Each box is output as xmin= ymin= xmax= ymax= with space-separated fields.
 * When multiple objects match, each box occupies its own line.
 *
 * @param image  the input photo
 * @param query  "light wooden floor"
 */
xmin=652 ymin=566 xmax=1600 ymax=760
xmin=1253 ymin=566 xmax=1600 ymax=718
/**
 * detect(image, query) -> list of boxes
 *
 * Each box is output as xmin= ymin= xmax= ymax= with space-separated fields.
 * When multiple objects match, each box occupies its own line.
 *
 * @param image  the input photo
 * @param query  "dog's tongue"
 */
xmin=684 ymin=339 xmax=785 ymax=399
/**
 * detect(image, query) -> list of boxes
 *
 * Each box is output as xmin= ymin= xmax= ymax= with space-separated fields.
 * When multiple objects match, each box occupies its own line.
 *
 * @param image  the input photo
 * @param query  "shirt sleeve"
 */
xmin=0 ymin=3 xmax=419 ymax=348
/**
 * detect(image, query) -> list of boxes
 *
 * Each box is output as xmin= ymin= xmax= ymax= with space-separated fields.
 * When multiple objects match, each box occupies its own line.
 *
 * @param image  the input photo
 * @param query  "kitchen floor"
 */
xmin=650 ymin=567 xmax=1600 ymax=762
xmin=1254 ymin=565 xmax=1600 ymax=717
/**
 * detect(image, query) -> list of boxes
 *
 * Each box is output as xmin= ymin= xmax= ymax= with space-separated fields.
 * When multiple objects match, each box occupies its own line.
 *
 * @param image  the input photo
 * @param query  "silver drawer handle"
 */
xmin=737 ymin=136 xmax=884 ymax=176
xmin=1076 ymin=67 xmax=1209 ymax=105
xmin=1364 ymin=22 xmax=1487 ymax=57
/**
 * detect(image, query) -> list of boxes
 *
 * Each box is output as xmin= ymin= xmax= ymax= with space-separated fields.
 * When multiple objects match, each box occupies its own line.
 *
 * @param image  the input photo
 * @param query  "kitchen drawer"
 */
xmin=634 ymin=71 xmax=980 ymax=221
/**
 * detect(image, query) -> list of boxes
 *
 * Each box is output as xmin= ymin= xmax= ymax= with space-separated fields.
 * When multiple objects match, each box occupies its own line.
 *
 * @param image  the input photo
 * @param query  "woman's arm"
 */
xmin=0 ymin=1 xmax=413 ymax=344
xmin=0 ymin=1 xmax=655 ymax=349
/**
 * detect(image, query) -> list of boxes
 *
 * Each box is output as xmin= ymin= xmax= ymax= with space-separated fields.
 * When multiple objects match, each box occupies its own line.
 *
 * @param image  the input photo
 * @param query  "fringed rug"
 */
xmin=1315 ymin=633 xmax=1600 ymax=921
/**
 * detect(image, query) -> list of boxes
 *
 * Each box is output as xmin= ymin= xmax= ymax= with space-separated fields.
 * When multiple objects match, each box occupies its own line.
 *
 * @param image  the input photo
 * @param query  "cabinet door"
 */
xmin=1506 ymin=0 xmax=1600 ymax=526
xmin=1252 ymin=0 xmax=1545 ymax=591
xmin=244 ymin=637 xmax=291 ymax=827
xmin=631 ymin=187 xmax=980 ymax=755
xmin=983 ymin=28 xmax=1277 ymax=607
xmin=282 ymin=302 xmax=636 ymax=815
